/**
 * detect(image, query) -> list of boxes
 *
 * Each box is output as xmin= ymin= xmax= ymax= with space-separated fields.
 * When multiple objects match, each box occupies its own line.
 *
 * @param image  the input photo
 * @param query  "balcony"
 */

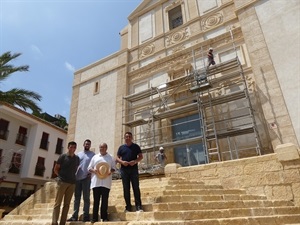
xmin=39 ymin=141 xmax=49 ymax=150
xmin=15 ymin=133 xmax=27 ymax=146
xmin=34 ymin=165 xmax=45 ymax=177
xmin=55 ymin=145 xmax=63 ymax=155
xmin=0 ymin=129 xmax=9 ymax=140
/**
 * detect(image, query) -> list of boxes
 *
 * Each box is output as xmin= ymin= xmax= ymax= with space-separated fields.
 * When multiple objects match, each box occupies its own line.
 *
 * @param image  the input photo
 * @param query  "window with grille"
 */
xmin=0 ymin=119 xmax=9 ymax=140
xmin=55 ymin=138 xmax=63 ymax=154
xmin=8 ymin=153 xmax=22 ymax=174
xmin=15 ymin=126 xmax=27 ymax=146
xmin=40 ymin=132 xmax=49 ymax=150
xmin=168 ymin=5 xmax=183 ymax=30
xmin=34 ymin=156 xmax=45 ymax=177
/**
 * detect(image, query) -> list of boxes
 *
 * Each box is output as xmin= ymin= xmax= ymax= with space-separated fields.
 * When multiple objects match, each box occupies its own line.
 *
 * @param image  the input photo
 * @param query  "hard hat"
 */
xmin=159 ymin=147 xmax=164 ymax=151
xmin=209 ymin=47 xmax=213 ymax=51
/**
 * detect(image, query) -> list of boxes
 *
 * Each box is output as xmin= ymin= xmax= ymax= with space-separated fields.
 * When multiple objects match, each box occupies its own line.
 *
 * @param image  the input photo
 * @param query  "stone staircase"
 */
xmin=1 ymin=177 xmax=300 ymax=225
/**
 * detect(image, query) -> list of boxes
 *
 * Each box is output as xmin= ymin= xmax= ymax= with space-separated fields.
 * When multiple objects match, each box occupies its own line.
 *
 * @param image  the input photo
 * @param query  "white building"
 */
xmin=0 ymin=103 xmax=67 ymax=197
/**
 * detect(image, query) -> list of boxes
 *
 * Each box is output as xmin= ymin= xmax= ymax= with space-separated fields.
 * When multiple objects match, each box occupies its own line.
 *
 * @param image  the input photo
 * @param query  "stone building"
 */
xmin=68 ymin=0 xmax=299 ymax=167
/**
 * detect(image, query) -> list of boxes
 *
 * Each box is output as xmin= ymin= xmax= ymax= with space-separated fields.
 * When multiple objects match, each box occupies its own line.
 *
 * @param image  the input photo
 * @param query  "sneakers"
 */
xmin=136 ymin=206 xmax=143 ymax=212
xmin=66 ymin=217 xmax=77 ymax=222
xmin=124 ymin=209 xmax=131 ymax=213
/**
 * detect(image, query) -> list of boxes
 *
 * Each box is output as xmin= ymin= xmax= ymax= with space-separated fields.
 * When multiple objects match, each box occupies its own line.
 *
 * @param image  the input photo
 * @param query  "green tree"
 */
xmin=0 ymin=51 xmax=42 ymax=113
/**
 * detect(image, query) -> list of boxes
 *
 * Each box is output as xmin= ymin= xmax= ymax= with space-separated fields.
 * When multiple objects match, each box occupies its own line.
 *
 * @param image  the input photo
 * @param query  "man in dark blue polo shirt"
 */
xmin=116 ymin=132 xmax=143 ymax=212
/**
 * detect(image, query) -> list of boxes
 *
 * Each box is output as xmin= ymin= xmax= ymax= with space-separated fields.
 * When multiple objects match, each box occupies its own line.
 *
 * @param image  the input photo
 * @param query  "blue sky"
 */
xmin=0 ymin=0 xmax=142 ymax=121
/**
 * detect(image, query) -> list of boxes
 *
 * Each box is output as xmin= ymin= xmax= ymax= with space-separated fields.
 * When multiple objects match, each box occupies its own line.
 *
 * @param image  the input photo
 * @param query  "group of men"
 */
xmin=51 ymin=132 xmax=144 ymax=225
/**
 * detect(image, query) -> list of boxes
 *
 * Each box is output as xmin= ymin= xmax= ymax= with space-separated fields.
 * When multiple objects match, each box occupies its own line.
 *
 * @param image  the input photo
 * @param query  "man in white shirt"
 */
xmin=88 ymin=143 xmax=116 ymax=222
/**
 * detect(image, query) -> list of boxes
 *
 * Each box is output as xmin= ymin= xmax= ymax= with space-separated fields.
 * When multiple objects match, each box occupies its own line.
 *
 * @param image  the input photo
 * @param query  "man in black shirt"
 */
xmin=51 ymin=141 xmax=79 ymax=225
xmin=116 ymin=132 xmax=143 ymax=212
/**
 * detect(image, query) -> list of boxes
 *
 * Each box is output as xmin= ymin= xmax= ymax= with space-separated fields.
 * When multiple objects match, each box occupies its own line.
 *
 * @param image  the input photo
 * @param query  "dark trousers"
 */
xmin=120 ymin=168 xmax=142 ymax=210
xmin=92 ymin=186 xmax=110 ymax=221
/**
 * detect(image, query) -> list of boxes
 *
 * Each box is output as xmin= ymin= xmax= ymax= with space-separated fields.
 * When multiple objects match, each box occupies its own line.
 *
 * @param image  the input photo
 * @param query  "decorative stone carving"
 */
xmin=201 ymin=13 xmax=223 ymax=30
xmin=172 ymin=44 xmax=185 ymax=53
xmin=131 ymin=52 xmax=191 ymax=81
xmin=165 ymin=0 xmax=184 ymax=12
xmin=166 ymin=27 xmax=189 ymax=46
xmin=140 ymin=44 xmax=155 ymax=58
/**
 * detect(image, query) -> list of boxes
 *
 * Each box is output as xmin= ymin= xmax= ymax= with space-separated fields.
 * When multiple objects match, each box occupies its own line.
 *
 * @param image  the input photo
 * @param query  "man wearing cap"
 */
xmin=116 ymin=131 xmax=143 ymax=212
xmin=67 ymin=139 xmax=95 ymax=222
xmin=155 ymin=147 xmax=167 ymax=166
xmin=88 ymin=143 xmax=116 ymax=222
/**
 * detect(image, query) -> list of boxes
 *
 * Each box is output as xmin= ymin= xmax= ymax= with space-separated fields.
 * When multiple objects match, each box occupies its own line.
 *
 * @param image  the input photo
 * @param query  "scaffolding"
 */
xmin=122 ymin=49 xmax=261 ymax=167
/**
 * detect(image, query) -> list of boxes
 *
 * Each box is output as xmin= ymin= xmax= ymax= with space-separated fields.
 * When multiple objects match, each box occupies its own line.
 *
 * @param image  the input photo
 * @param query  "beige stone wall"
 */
xmin=236 ymin=0 xmax=299 ymax=148
xmin=165 ymin=144 xmax=300 ymax=206
xmin=68 ymin=0 xmax=299 ymax=158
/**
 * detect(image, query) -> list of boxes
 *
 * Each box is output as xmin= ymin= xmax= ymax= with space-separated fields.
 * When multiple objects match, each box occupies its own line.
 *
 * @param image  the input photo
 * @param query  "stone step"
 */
xmin=154 ymin=194 xmax=267 ymax=203
xmin=23 ymin=199 xmax=296 ymax=215
xmin=5 ymin=206 xmax=300 ymax=221
xmin=162 ymin=189 xmax=246 ymax=195
xmin=32 ymin=193 xmax=269 ymax=212
xmin=108 ymin=206 xmax=300 ymax=221
xmin=1 ymin=215 xmax=300 ymax=225
xmin=143 ymin=199 xmax=296 ymax=212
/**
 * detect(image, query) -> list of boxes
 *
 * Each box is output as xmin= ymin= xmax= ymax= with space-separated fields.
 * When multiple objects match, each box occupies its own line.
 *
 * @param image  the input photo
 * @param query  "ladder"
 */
xmin=200 ymin=90 xmax=221 ymax=162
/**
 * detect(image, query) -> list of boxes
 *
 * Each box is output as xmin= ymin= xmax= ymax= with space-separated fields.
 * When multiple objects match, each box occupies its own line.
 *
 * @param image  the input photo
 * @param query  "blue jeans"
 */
xmin=120 ymin=168 xmax=142 ymax=210
xmin=72 ymin=177 xmax=91 ymax=220
xmin=92 ymin=186 xmax=110 ymax=221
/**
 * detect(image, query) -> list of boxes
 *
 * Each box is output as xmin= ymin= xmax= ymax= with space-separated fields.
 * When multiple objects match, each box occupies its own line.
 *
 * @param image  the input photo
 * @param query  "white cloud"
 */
xmin=65 ymin=62 xmax=75 ymax=72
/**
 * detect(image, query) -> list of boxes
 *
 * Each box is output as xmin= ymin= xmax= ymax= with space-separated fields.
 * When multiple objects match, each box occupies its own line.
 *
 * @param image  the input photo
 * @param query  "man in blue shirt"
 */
xmin=116 ymin=132 xmax=143 ymax=212
xmin=67 ymin=139 xmax=95 ymax=222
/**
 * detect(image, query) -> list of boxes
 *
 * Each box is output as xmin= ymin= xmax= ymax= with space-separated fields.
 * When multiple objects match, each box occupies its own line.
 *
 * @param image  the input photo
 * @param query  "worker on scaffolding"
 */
xmin=155 ymin=147 xmax=167 ymax=167
xmin=207 ymin=47 xmax=216 ymax=69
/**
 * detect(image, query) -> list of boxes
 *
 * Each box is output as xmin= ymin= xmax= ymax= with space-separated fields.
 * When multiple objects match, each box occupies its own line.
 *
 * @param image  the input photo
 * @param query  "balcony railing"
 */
xmin=8 ymin=164 xmax=20 ymax=174
xmin=34 ymin=165 xmax=45 ymax=177
xmin=0 ymin=129 xmax=9 ymax=140
xmin=55 ymin=145 xmax=63 ymax=155
xmin=15 ymin=133 xmax=27 ymax=146
xmin=39 ymin=141 xmax=49 ymax=150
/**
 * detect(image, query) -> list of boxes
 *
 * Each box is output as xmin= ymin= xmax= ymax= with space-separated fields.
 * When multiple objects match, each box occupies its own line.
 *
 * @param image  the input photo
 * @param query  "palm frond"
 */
xmin=0 ymin=88 xmax=42 ymax=113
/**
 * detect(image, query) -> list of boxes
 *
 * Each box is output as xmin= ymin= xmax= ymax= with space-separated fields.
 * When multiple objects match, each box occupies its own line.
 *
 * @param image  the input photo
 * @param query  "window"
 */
xmin=20 ymin=183 xmax=35 ymax=197
xmin=8 ymin=153 xmax=22 ymax=174
xmin=0 ymin=182 xmax=17 ymax=195
xmin=0 ymin=119 xmax=9 ymax=140
xmin=15 ymin=126 xmax=27 ymax=146
xmin=34 ymin=157 xmax=45 ymax=177
xmin=55 ymin=138 xmax=63 ymax=154
xmin=172 ymin=114 xmax=206 ymax=166
xmin=39 ymin=132 xmax=49 ymax=150
xmin=94 ymin=81 xmax=100 ymax=95
xmin=51 ymin=161 xmax=57 ymax=178
xmin=168 ymin=5 xmax=183 ymax=30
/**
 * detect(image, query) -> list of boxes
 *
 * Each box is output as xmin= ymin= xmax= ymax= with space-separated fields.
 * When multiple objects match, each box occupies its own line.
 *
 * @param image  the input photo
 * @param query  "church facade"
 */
xmin=68 ymin=0 xmax=299 ymax=167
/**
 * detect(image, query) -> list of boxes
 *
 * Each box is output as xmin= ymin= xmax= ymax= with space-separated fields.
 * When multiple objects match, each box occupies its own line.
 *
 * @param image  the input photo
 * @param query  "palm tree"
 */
xmin=0 ymin=51 xmax=42 ymax=113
